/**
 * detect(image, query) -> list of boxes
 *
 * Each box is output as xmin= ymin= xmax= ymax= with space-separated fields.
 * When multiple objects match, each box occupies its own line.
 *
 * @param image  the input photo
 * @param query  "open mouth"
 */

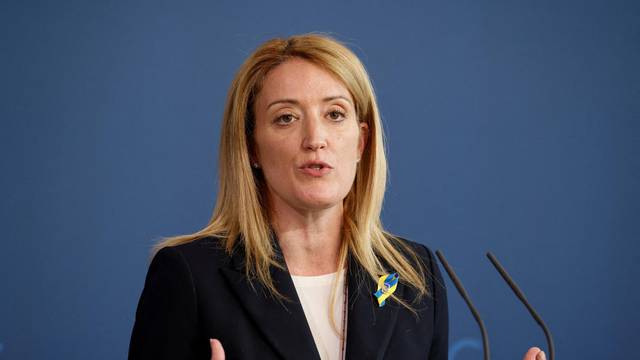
xmin=299 ymin=162 xmax=332 ymax=176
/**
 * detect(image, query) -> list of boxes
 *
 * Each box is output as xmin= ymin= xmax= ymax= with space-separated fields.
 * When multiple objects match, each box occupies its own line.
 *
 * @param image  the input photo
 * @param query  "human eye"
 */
xmin=274 ymin=113 xmax=297 ymax=126
xmin=327 ymin=108 xmax=346 ymax=122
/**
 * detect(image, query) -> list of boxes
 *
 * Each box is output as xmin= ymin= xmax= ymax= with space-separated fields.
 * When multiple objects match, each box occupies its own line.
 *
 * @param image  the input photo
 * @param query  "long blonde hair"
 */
xmin=153 ymin=33 xmax=430 ymax=325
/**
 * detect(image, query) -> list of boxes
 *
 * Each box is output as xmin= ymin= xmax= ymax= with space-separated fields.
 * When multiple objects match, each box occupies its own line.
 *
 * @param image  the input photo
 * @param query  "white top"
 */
xmin=290 ymin=269 xmax=347 ymax=360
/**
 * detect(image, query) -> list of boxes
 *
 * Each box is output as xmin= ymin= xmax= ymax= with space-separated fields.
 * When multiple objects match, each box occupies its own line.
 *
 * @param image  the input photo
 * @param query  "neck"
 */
xmin=269 ymin=199 xmax=344 ymax=276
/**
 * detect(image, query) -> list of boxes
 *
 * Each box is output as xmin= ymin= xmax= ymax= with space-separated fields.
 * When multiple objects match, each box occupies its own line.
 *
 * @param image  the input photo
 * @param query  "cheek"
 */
xmin=255 ymin=134 xmax=296 ymax=174
xmin=339 ymin=131 xmax=362 ymax=161
xmin=335 ymin=133 xmax=361 ymax=182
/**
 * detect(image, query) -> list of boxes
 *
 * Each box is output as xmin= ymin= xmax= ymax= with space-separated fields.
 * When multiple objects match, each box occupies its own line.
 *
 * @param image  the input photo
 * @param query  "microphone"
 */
xmin=435 ymin=250 xmax=490 ymax=360
xmin=486 ymin=252 xmax=555 ymax=360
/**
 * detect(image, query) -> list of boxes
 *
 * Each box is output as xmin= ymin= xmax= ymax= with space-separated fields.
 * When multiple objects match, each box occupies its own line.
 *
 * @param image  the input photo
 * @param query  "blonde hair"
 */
xmin=153 ymin=33 xmax=430 ymax=333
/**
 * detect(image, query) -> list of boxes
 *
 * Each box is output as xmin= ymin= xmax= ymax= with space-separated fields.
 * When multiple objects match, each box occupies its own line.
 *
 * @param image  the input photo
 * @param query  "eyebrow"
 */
xmin=266 ymin=96 xmax=353 ymax=110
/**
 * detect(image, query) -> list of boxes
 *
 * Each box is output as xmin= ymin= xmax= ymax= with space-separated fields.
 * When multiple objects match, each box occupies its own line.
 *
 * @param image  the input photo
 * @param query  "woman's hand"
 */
xmin=209 ymin=338 xmax=225 ymax=360
xmin=523 ymin=347 xmax=546 ymax=360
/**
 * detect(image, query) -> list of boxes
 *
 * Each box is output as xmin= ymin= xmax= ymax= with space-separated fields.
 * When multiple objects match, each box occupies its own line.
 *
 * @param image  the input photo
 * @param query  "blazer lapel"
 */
xmin=219 ymin=239 xmax=321 ymax=360
xmin=218 ymin=234 xmax=403 ymax=360
xmin=345 ymin=253 xmax=403 ymax=360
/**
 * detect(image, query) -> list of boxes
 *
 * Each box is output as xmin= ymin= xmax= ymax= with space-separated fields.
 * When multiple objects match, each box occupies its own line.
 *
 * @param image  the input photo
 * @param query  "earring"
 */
xmin=252 ymin=162 xmax=260 ymax=169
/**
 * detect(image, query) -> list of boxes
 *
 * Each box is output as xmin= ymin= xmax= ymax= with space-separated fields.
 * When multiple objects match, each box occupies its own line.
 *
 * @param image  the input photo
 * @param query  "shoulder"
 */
xmin=387 ymin=234 xmax=438 ymax=268
xmin=152 ymin=236 xmax=233 ymax=273
xmin=385 ymin=234 xmax=445 ymax=297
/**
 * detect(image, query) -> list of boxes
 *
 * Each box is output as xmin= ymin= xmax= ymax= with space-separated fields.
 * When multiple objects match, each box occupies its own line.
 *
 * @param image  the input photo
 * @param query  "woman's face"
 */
xmin=252 ymin=58 xmax=368 ymax=213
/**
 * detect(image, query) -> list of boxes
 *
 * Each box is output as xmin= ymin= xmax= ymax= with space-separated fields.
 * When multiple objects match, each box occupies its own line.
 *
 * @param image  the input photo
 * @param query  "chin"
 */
xmin=297 ymin=193 xmax=344 ymax=210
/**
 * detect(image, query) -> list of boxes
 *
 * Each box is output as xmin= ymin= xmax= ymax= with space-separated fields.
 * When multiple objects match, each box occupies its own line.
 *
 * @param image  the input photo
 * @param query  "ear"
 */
xmin=249 ymin=151 xmax=261 ymax=169
xmin=248 ymin=136 xmax=260 ymax=166
xmin=357 ymin=121 xmax=369 ymax=161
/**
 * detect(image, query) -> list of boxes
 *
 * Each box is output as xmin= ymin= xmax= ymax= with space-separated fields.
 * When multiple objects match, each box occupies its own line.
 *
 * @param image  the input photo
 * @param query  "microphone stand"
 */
xmin=486 ymin=252 xmax=555 ymax=360
xmin=434 ymin=250 xmax=555 ymax=360
xmin=435 ymin=250 xmax=490 ymax=360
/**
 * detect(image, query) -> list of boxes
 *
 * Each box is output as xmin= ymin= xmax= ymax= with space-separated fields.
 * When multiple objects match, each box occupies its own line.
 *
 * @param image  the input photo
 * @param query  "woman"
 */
xmin=129 ymin=33 xmax=546 ymax=360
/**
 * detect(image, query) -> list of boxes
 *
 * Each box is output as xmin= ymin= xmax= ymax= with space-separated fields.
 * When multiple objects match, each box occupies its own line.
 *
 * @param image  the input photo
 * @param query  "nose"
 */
xmin=302 ymin=113 xmax=328 ymax=151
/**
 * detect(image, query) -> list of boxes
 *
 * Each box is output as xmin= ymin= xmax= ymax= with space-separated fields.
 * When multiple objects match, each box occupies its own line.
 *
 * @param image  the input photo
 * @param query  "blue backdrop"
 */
xmin=1 ymin=1 xmax=638 ymax=359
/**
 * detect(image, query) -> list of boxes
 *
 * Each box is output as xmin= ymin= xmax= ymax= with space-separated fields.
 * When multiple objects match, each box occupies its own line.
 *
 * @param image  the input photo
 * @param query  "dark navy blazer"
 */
xmin=128 ymin=235 xmax=448 ymax=359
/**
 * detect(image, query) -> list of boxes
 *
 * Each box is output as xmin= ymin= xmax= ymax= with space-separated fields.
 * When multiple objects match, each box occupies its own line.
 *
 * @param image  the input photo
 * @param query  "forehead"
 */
xmin=256 ymin=58 xmax=353 ymax=107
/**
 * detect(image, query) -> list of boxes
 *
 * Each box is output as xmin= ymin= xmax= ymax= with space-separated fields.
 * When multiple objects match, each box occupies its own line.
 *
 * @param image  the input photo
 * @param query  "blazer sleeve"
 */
xmin=128 ymin=246 xmax=202 ymax=359
xmin=422 ymin=244 xmax=449 ymax=360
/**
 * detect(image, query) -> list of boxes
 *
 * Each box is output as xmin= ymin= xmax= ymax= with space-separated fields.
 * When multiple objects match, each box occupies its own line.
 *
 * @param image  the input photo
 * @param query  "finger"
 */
xmin=210 ymin=338 xmax=225 ymax=360
xmin=522 ymin=347 xmax=541 ymax=360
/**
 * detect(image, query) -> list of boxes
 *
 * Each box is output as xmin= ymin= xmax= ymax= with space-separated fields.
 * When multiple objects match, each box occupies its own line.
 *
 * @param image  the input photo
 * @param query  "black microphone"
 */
xmin=486 ymin=252 xmax=555 ymax=360
xmin=435 ymin=250 xmax=490 ymax=360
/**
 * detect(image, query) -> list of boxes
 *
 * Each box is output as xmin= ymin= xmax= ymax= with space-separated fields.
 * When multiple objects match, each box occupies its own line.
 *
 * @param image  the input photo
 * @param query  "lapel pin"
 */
xmin=373 ymin=272 xmax=399 ymax=307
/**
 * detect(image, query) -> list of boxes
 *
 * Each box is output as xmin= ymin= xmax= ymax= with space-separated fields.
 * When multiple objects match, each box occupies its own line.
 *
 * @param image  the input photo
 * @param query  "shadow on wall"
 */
xmin=449 ymin=338 xmax=483 ymax=360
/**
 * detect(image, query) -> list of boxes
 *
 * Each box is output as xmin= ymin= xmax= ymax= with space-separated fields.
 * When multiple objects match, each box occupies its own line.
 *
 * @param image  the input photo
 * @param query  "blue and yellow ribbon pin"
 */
xmin=373 ymin=273 xmax=399 ymax=307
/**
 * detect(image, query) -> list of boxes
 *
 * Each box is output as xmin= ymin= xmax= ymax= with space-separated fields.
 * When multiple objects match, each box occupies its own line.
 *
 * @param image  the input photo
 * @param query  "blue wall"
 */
xmin=1 ymin=1 xmax=638 ymax=359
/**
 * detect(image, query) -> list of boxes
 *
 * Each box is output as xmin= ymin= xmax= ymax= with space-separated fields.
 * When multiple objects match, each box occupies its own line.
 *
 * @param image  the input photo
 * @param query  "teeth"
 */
xmin=310 ymin=164 xmax=322 ymax=169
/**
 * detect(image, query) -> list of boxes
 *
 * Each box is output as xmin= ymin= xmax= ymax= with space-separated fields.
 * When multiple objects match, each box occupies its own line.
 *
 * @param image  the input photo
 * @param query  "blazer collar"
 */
xmin=219 ymin=233 xmax=403 ymax=360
